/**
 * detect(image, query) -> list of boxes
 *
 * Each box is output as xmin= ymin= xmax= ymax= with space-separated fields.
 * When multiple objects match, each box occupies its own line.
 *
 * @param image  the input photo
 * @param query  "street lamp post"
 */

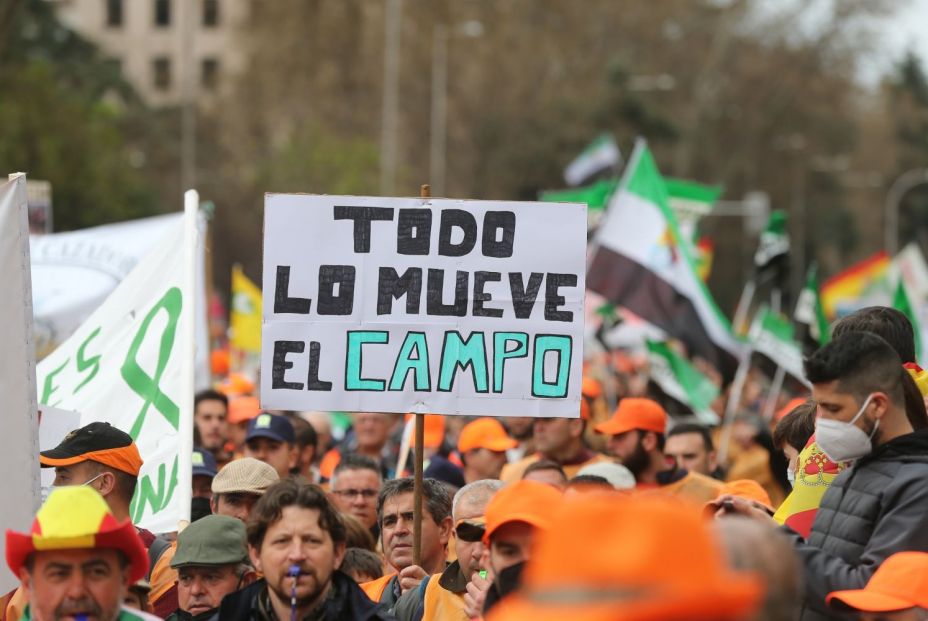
xmin=885 ymin=169 xmax=928 ymax=256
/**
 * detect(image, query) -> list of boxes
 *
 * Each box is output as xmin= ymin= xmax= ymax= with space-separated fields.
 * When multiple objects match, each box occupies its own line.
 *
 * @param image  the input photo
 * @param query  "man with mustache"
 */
xmin=165 ymin=515 xmax=256 ymax=621
xmin=360 ymin=479 xmax=453 ymax=610
xmin=6 ymin=486 xmax=160 ymax=621
xmin=218 ymin=480 xmax=393 ymax=620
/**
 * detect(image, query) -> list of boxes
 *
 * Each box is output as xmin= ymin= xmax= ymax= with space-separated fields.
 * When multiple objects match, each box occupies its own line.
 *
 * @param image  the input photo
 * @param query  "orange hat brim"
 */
xmin=39 ymin=445 xmax=143 ymax=477
xmin=483 ymin=513 xmax=552 ymax=545
xmin=461 ymin=437 xmax=518 ymax=453
xmin=827 ymin=590 xmax=917 ymax=613
xmin=6 ymin=519 xmax=149 ymax=584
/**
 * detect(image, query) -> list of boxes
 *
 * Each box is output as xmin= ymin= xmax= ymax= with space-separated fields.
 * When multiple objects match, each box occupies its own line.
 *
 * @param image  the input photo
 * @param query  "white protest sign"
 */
xmin=261 ymin=195 xmax=587 ymax=418
xmin=36 ymin=201 xmax=198 ymax=533
xmin=38 ymin=405 xmax=83 ymax=501
xmin=0 ymin=174 xmax=41 ymax=594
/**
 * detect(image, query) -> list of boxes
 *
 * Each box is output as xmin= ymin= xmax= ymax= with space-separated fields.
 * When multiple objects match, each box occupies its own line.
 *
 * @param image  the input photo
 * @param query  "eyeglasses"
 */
xmin=332 ymin=488 xmax=379 ymax=500
xmin=454 ymin=519 xmax=486 ymax=543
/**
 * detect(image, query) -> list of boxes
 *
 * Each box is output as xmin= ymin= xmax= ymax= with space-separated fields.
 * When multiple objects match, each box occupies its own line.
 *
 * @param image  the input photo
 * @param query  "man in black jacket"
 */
xmin=218 ymin=480 xmax=395 ymax=621
xmin=724 ymin=332 xmax=928 ymax=620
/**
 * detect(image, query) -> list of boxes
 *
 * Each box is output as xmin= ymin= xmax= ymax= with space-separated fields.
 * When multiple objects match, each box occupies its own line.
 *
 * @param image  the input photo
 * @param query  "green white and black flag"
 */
xmin=646 ymin=340 xmax=720 ymax=424
xmin=564 ymin=133 xmax=621 ymax=186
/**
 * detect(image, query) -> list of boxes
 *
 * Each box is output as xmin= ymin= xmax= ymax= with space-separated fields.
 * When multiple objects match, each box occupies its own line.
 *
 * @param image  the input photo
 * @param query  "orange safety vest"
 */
xmin=360 ymin=573 xmax=396 ymax=602
xmin=422 ymin=574 xmax=468 ymax=621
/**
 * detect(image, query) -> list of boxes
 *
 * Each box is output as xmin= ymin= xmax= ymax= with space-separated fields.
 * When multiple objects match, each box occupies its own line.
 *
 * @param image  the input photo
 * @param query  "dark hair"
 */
xmin=247 ymin=480 xmax=345 ymax=549
xmin=333 ymin=453 xmax=382 ymax=484
xmin=338 ymin=513 xmax=376 ymax=551
xmin=376 ymin=478 xmax=451 ymax=527
xmin=772 ymin=401 xmax=816 ymax=452
xmin=805 ymin=333 xmax=904 ymax=405
xmin=86 ymin=460 xmax=137 ymax=502
xmin=831 ymin=308 xmax=928 ymax=429
xmin=832 ymin=307 xmax=916 ymax=363
xmin=195 ymin=389 xmax=228 ymax=410
xmin=296 ymin=425 xmax=318 ymax=450
xmin=567 ymin=474 xmax=611 ymax=489
xmin=667 ymin=423 xmax=713 ymax=452
xmin=340 ymin=547 xmax=384 ymax=581
xmin=522 ymin=459 xmax=567 ymax=482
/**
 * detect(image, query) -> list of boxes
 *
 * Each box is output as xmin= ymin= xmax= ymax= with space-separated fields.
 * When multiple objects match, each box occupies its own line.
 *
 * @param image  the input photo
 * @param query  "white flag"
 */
xmin=36 ymin=209 xmax=197 ymax=533
xmin=0 ymin=174 xmax=41 ymax=593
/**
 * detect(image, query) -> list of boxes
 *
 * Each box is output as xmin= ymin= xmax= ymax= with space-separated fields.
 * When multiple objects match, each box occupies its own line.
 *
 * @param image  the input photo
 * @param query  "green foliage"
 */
xmin=0 ymin=0 xmax=156 ymax=230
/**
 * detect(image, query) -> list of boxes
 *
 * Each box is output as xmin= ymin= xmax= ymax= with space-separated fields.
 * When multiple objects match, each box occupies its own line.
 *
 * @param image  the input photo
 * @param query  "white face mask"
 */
xmin=815 ymin=394 xmax=880 ymax=463
xmin=786 ymin=467 xmax=796 ymax=488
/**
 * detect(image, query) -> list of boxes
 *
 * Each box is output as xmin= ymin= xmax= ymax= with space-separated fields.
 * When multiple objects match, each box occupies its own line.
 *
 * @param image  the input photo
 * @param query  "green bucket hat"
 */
xmin=171 ymin=515 xmax=249 ymax=568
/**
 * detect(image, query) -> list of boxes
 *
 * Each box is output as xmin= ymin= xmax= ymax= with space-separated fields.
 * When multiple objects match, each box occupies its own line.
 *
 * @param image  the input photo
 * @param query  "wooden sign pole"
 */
xmin=412 ymin=183 xmax=430 ymax=567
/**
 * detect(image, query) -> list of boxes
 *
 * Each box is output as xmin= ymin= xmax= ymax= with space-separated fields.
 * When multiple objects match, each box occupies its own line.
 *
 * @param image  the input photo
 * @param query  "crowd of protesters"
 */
xmin=5 ymin=304 xmax=928 ymax=620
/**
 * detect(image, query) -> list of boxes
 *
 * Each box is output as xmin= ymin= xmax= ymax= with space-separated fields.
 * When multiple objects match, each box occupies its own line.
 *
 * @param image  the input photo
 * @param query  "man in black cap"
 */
xmin=192 ymin=448 xmax=218 ymax=522
xmin=244 ymin=413 xmax=298 ymax=480
xmin=166 ymin=515 xmax=256 ymax=621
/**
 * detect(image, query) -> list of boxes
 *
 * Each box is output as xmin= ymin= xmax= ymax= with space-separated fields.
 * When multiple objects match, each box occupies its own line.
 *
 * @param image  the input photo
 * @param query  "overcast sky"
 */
xmin=860 ymin=0 xmax=928 ymax=86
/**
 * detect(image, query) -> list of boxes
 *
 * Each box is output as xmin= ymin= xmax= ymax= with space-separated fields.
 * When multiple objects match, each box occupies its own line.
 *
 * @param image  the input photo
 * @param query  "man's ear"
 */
xmin=96 ymin=471 xmax=117 ymax=497
xmin=288 ymin=446 xmax=299 ymax=470
xmin=333 ymin=541 xmax=347 ymax=570
xmin=18 ymin=567 xmax=32 ymax=600
xmin=438 ymin=516 xmax=454 ymax=547
xmin=640 ymin=431 xmax=657 ymax=452
xmin=568 ymin=418 xmax=585 ymax=439
xmin=248 ymin=545 xmax=263 ymax=574
xmin=708 ymin=450 xmax=719 ymax=472
xmin=871 ymin=392 xmax=890 ymax=420
xmin=241 ymin=569 xmax=258 ymax=587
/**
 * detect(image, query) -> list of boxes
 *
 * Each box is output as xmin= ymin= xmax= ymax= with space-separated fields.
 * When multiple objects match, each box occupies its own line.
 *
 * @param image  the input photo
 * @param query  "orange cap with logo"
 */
xmin=775 ymin=397 xmax=809 ymax=423
xmin=594 ymin=398 xmax=667 ymax=437
xmin=483 ymin=480 xmax=563 ymax=544
xmin=486 ymin=494 xmax=762 ymax=621
xmin=458 ymin=418 xmax=518 ymax=454
xmin=704 ymin=479 xmax=774 ymax=518
xmin=828 ymin=551 xmax=928 ymax=612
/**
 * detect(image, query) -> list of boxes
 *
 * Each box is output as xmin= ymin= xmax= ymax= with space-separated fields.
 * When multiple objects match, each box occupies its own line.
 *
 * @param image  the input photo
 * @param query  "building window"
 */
xmin=203 ymin=0 xmax=220 ymax=27
xmin=201 ymin=58 xmax=219 ymax=90
xmin=154 ymin=0 xmax=171 ymax=27
xmin=105 ymin=0 xmax=123 ymax=27
xmin=153 ymin=57 xmax=171 ymax=91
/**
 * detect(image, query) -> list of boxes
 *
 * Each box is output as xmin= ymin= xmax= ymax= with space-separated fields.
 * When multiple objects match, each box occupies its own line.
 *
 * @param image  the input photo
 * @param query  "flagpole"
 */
xmin=177 ymin=189 xmax=199 ymax=529
xmin=412 ymin=183 xmax=429 ymax=568
xmin=761 ymin=365 xmax=786 ymax=421
xmin=732 ymin=280 xmax=756 ymax=336
xmin=717 ymin=346 xmax=751 ymax=467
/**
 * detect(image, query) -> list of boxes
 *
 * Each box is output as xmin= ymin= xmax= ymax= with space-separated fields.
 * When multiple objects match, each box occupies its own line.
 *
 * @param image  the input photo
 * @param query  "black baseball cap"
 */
xmin=40 ymin=422 xmax=143 ymax=476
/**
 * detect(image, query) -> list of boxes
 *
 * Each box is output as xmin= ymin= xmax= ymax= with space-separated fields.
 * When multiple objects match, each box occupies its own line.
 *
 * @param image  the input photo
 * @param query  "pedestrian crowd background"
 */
xmin=5 ymin=304 xmax=928 ymax=620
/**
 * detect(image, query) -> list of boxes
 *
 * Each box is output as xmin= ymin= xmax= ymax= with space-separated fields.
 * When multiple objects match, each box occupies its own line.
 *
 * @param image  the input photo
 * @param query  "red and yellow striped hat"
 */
xmin=6 ymin=486 xmax=148 ymax=582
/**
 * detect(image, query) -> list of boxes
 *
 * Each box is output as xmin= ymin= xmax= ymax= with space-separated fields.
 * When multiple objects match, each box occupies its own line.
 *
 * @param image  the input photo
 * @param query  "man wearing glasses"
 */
xmin=394 ymin=479 xmax=504 ymax=621
xmin=329 ymin=454 xmax=383 ymax=537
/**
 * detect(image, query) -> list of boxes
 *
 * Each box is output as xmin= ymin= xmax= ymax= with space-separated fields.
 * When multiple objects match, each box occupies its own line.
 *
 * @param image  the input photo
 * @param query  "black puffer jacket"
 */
xmin=782 ymin=429 xmax=928 ymax=620
xmin=218 ymin=571 xmax=396 ymax=621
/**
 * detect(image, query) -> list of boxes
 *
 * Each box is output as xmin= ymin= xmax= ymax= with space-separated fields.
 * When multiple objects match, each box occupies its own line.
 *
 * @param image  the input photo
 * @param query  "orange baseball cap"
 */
xmin=581 ymin=376 xmax=603 ymax=399
xmin=407 ymin=414 xmax=445 ymax=449
xmin=216 ymin=372 xmax=255 ymax=397
xmin=704 ymin=479 xmax=773 ymax=518
xmin=594 ymin=398 xmax=667 ymax=437
xmin=775 ymin=397 xmax=809 ymax=423
xmin=228 ymin=396 xmax=261 ymax=424
xmin=483 ymin=480 xmax=562 ymax=544
xmin=828 ymin=551 xmax=928 ymax=612
xmin=486 ymin=495 xmax=762 ymax=621
xmin=458 ymin=418 xmax=518 ymax=454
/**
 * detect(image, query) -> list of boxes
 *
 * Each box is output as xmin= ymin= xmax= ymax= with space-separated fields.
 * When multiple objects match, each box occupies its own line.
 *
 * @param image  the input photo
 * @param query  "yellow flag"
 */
xmin=230 ymin=264 xmax=262 ymax=353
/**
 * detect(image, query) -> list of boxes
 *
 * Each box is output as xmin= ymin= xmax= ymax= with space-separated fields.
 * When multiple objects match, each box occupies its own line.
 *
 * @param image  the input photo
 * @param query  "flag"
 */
xmin=230 ymin=264 xmax=262 ymax=354
xmin=36 ymin=214 xmax=197 ymax=533
xmin=794 ymin=264 xmax=829 ymax=354
xmin=664 ymin=177 xmax=722 ymax=245
xmin=773 ymin=438 xmax=844 ymax=538
xmin=540 ymin=179 xmax=618 ymax=212
xmin=694 ymin=236 xmax=714 ymax=281
xmin=754 ymin=210 xmax=790 ymax=286
xmin=0 ymin=174 xmax=41 ymax=593
xmin=30 ymin=213 xmax=181 ymax=357
xmin=894 ymin=279 xmax=922 ymax=363
xmin=750 ymin=306 xmax=807 ymax=384
xmin=564 ymin=133 xmax=621 ymax=186
xmin=646 ymin=340 xmax=720 ymax=424
xmin=821 ymin=251 xmax=891 ymax=318
xmin=587 ymin=138 xmax=742 ymax=379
